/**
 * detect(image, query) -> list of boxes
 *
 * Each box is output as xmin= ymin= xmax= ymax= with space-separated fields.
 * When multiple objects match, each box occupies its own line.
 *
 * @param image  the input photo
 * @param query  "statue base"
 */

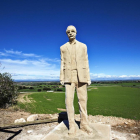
xmin=41 ymin=120 xmax=111 ymax=140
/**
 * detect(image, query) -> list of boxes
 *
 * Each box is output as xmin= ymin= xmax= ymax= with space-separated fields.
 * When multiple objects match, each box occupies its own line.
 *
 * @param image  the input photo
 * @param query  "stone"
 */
xmin=27 ymin=130 xmax=33 ymax=133
xmin=124 ymin=122 xmax=128 ymax=125
xmin=41 ymin=120 xmax=111 ymax=140
xmin=27 ymin=114 xmax=38 ymax=122
xmin=130 ymin=133 xmax=136 ymax=138
xmin=14 ymin=118 xmax=26 ymax=123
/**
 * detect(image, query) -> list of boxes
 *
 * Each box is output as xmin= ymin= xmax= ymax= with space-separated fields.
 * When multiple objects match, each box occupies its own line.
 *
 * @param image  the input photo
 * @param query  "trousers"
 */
xmin=65 ymin=70 xmax=88 ymax=127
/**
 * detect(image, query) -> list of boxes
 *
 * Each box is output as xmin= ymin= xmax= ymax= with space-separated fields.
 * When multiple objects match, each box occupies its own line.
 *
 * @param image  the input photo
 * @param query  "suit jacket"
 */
xmin=60 ymin=40 xmax=91 ymax=83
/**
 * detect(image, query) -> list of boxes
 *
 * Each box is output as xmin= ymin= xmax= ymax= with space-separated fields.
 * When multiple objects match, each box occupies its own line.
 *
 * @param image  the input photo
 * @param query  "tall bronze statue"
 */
xmin=60 ymin=25 xmax=93 ymax=136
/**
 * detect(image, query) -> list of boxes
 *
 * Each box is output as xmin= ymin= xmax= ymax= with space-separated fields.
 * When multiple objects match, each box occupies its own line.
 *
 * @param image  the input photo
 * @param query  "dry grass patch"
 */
xmin=57 ymin=108 xmax=66 ymax=111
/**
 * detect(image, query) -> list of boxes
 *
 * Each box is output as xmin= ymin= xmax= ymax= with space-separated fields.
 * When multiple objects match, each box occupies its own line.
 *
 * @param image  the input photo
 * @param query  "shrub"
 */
xmin=57 ymin=89 xmax=63 ymax=91
xmin=38 ymin=89 xmax=41 ymax=92
xmin=0 ymin=72 xmax=18 ymax=108
xmin=43 ymin=87 xmax=51 ymax=91
xmin=22 ymin=86 xmax=27 ymax=89
xmin=29 ymin=87 xmax=34 ymax=89
xmin=18 ymin=86 xmax=23 ymax=90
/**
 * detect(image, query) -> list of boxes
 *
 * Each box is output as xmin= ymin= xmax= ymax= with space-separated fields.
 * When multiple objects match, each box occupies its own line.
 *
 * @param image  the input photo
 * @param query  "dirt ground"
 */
xmin=0 ymin=109 xmax=140 ymax=140
xmin=18 ymin=92 xmax=35 ymax=103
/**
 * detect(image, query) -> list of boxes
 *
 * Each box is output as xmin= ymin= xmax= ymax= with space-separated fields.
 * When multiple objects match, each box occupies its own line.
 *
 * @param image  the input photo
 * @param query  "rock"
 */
xmin=27 ymin=114 xmax=38 ymax=122
xmin=49 ymin=114 xmax=53 ymax=118
xmin=124 ymin=122 xmax=128 ymax=125
xmin=27 ymin=130 xmax=33 ymax=133
xmin=14 ymin=118 xmax=26 ymax=123
xmin=130 ymin=133 xmax=136 ymax=138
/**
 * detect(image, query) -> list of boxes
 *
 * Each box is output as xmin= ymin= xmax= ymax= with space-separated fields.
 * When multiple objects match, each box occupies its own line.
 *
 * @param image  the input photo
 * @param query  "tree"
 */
xmin=0 ymin=72 xmax=18 ymax=108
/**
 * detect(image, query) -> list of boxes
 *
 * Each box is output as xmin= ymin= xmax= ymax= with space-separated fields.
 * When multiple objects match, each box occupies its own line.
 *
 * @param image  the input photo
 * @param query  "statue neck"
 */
xmin=69 ymin=38 xmax=76 ymax=44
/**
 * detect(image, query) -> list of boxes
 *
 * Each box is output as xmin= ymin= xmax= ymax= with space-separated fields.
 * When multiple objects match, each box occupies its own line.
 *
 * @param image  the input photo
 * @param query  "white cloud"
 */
xmin=0 ymin=49 xmax=60 ymax=80
xmin=23 ymin=53 xmax=40 ymax=57
xmin=4 ymin=49 xmax=40 ymax=57
xmin=90 ymin=73 xmax=140 ymax=80
xmin=0 ymin=59 xmax=51 ymax=66
xmin=5 ymin=49 xmax=22 ymax=55
xmin=0 ymin=52 xmax=8 ymax=56
xmin=119 ymin=75 xmax=128 ymax=78
xmin=0 ymin=49 xmax=140 ymax=80
xmin=1 ymin=60 xmax=59 ymax=80
xmin=43 ymin=58 xmax=60 ymax=62
xmin=0 ymin=59 xmax=28 ymax=64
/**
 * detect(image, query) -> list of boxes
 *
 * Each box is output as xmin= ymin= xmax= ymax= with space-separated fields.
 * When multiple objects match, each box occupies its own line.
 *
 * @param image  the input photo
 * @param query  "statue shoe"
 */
xmin=80 ymin=125 xmax=93 ymax=134
xmin=68 ymin=126 xmax=76 ymax=136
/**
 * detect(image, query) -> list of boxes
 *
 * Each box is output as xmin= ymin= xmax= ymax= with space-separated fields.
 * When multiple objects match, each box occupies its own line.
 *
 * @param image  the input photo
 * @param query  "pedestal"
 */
xmin=41 ymin=120 xmax=111 ymax=140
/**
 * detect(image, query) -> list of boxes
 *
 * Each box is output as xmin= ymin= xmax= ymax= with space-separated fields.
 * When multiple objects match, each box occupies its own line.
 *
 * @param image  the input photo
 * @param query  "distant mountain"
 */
xmin=14 ymin=77 xmax=140 ymax=82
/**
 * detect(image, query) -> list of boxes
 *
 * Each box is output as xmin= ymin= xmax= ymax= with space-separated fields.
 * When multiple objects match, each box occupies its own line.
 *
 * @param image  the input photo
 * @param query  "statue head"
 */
xmin=66 ymin=25 xmax=77 ymax=41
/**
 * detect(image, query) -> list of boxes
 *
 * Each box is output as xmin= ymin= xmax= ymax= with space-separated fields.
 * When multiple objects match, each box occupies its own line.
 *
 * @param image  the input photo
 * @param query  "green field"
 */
xmin=18 ymin=84 xmax=140 ymax=120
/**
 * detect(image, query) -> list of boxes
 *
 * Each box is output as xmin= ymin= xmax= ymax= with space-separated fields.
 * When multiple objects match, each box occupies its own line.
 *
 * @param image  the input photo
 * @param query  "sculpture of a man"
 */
xmin=60 ymin=25 xmax=93 ymax=136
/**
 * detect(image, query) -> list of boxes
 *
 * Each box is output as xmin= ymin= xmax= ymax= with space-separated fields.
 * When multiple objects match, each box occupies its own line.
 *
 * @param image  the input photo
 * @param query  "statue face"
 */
xmin=66 ymin=26 xmax=77 ymax=40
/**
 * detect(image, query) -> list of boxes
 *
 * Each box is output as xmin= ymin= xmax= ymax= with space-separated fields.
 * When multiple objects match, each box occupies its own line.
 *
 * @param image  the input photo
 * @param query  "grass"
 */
xmin=87 ymin=86 xmax=140 ymax=120
xmin=18 ymin=85 xmax=140 ymax=120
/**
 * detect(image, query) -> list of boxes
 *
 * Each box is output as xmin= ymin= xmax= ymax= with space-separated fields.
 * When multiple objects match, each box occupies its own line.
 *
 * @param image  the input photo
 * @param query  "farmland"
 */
xmin=16 ymin=81 xmax=140 ymax=120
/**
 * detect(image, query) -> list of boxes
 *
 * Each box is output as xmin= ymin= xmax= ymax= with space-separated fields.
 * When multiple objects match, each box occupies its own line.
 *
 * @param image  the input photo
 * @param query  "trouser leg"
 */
xmin=76 ymin=82 xmax=88 ymax=125
xmin=65 ymin=83 xmax=76 ymax=127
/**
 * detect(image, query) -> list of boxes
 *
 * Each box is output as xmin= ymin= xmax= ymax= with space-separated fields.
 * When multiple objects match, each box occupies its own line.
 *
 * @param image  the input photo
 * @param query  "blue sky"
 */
xmin=0 ymin=0 xmax=140 ymax=80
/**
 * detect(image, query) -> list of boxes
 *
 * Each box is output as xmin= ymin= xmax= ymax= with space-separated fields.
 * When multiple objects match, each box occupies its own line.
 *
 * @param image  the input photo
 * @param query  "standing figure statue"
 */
xmin=60 ymin=25 xmax=93 ymax=136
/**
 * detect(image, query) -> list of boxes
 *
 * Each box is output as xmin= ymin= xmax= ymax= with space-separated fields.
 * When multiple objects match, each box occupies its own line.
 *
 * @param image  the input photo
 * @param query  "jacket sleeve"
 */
xmin=85 ymin=45 xmax=91 ymax=82
xmin=60 ymin=47 xmax=64 ymax=81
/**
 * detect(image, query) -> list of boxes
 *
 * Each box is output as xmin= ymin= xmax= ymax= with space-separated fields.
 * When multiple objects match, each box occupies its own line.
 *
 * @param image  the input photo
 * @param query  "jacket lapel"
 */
xmin=76 ymin=40 xmax=79 ymax=59
xmin=66 ymin=42 xmax=71 ymax=57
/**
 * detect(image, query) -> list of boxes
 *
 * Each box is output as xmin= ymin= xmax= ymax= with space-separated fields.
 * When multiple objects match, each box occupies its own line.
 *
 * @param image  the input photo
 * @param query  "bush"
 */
xmin=0 ymin=72 xmax=18 ymax=108
xmin=57 ymin=89 xmax=63 ymax=91
xmin=38 ymin=89 xmax=41 ymax=92
xmin=18 ymin=86 xmax=23 ymax=90
xmin=43 ymin=87 xmax=51 ymax=91
xmin=22 ymin=86 xmax=27 ymax=89
xmin=29 ymin=87 xmax=34 ymax=89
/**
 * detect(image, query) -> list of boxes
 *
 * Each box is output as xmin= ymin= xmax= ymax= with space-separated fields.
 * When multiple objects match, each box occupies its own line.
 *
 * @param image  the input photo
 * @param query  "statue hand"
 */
xmin=88 ymin=81 xmax=91 ymax=86
xmin=60 ymin=81 xmax=64 ymax=85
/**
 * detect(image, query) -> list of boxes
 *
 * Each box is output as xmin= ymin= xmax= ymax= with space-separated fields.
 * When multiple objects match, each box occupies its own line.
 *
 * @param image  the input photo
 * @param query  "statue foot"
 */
xmin=80 ymin=125 xmax=93 ymax=135
xmin=68 ymin=126 xmax=76 ymax=136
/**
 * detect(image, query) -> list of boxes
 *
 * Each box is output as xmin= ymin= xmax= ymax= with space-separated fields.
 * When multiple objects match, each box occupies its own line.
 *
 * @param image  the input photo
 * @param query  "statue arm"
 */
xmin=85 ymin=45 xmax=91 ymax=85
xmin=60 ymin=47 xmax=64 ymax=85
